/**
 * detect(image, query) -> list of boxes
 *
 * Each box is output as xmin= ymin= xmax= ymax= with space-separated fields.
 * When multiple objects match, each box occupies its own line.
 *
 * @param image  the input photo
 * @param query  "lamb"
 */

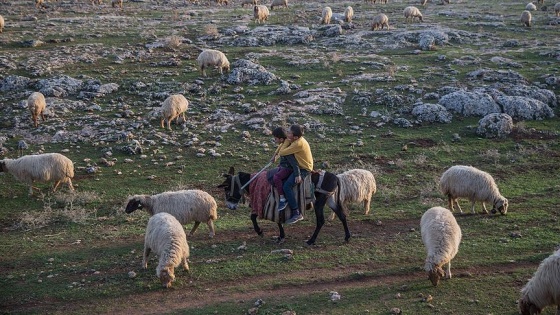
xmin=160 ymin=94 xmax=189 ymax=130
xmin=404 ymin=6 xmax=423 ymax=22
xmin=321 ymin=6 xmax=333 ymax=24
xmin=439 ymin=165 xmax=508 ymax=215
xmin=125 ymin=189 xmax=218 ymax=238
xmin=143 ymin=212 xmax=190 ymax=288
xmin=241 ymin=0 xmax=257 ymax=7
xmin=253 ymin=5 xmax=270 ymax=23
xmin=556 ymin=3 xmax=560 ymax=16
xmin=521 ymin=10 xmax=532 ymax=27
xmin=0 ymin=15 xmax=4 ymax=33
xmin=28 ymin=92 xmax=46 ymax=128
xmin=270 ymin=0 xmax=288 ymax=10
xmin=421 ymin=206 xmax=462 ymax=286
xmin=371 ymin=13 xmax=389 ymax=30
xmin=343 ymin=6 xmax=354 ymax=22
xmin=526 ymin=2 xmax=537 ymax=10
xmin=196 ymin=49 xmax=230 ymax=77
xmin=328 ymin=169 xmax=377 ymax=221
xmin=519 ymin=249 xmax=560 ymax=315
xmin=0 ymin=153 xmax=75 ymax=196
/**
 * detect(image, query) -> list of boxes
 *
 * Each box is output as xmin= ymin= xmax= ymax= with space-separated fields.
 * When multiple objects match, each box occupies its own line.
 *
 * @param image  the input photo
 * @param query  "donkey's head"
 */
xmin=217 ymin=166 xmax=243 ymax=210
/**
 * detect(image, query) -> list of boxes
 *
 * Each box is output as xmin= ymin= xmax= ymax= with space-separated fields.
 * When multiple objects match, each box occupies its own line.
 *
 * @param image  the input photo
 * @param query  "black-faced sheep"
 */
xmin=344 ymin=6 xmax=354 ymax=22
xmin=328 ymin=169 xmax=377 ymax=220
xmin=253 ymin=4 xmax=270 ymax=23
xmin=0 ymin=15 xmax=4 ymax=33
xmin=28 ymin=92 xmax=46 ymax=128
xmin=196 ymin=49 xmax=230 ymax=77
xmin=270 ymin=0 xmax=287 ymax=10
xmin=321 ymin=6 xmax=333 ymax=24
xmin=521 ymin=10 xmax=532 ymax=27
xmin=160 ymin=94 xmax=189 ymax=131
xmin=519 ymin=249 xmax=560 ymax=315
xmin=125 ymin=189 xmax=218 ymax=238
xmin=404 ymin=6 xmax=423 ymax=22
xmin=371 ymin=13 xmax=389 ymax=30
xmin=0 ymin=153 xmax=75 ymax=196
xmin=421 ymin=206 xmax=462 ymax=286
xmin=439 ymin=165 xmax=508 ymax=215
xmin=143 ymin=212 xmax=190 ymax=288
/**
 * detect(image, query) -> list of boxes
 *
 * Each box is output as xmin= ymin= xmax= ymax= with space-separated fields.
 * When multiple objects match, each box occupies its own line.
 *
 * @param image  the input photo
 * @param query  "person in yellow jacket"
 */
xmin=277 ymin=124 xmax=313 ymax=224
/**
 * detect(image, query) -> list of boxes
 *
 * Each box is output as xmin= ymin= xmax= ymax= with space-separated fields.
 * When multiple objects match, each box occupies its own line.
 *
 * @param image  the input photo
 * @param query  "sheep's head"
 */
xmin=428 ymin=266 xmax=444 ymax=286
xmin=125 ymin=196 xmax=143 ymax=213
xmin=518 ymin=296 xmax=541 ymax=315
xmin=0 ymin=161 xmax=5 ymax=173
xmin=418 ymin=14 xmax=423 ymax=22
xmin=492 ymin=198 xmax=508 ymax=215
xmin=159 ymin=268 xmax=176 ymax=288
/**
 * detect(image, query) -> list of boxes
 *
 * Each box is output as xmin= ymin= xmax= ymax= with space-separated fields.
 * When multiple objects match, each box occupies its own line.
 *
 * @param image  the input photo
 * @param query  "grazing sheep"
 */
xmin=253 ymin=4 xmax=270 ymax=23
xmin=91 ymin=0 xmax=102 ymax=5
xmin=556 ymin=3 xmax=560 ymax=16
xmin=421 ymin=206 xmax=461 ymax=286
xmin=143 ymin=212 xmax=190 ymax=288
xmin=160 ymin=94 xmax=189 ymax=130
xmin=439 ymin=165 xmax=508 ymax=215
xmin=526 ymin=2 xmax=537 ymax=10
xmin=216 ymin=0 xmax=229 ymax=5
xmin=344 ymin=6 xmax=354 ymax=22
xmin=0 ymin=15 xmax=4 ymax=33
xmin=519 ymin=249 xmax=560 ymax=315
xmin=111 ymin=0 xmax=122 ymax=8
xmin=0 ymin=153 xmax=75 ymax=196
xmin=404 ymin=6 xmax=423 ymax=22
xmin=328 ymin=169 xmax=377 ymax=220
xmin=371 ymin=13 xmax=389 ymax=30
xmin=270 ymin=0 xmax=287 ymax=10
xmin=241 ymin=0 xmax=257 ymax=7
xmin=125 ymin=189 xmax=218 ymax=238
xmin=28 ymin=92 xmax=46 ymax=128
xmin=521 ymin=10 xmax=532 ymax=27
xmin=196 ymin=49 xmax=230 ymax=77
xmin=321 ymin=6 xmax=333 ymax=24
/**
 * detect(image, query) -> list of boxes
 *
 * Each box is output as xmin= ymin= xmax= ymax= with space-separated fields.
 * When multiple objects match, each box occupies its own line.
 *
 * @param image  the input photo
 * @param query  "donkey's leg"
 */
xmin=277 ymin=223 xmax=285 ymax=244
xmin=306 ymin=194 xmax=328 ymax=245
xmin=250 ymin=213 xmax=263 ymax=237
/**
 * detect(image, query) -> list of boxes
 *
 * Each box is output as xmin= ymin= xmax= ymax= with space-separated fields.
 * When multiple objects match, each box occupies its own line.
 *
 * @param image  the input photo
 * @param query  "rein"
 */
xmin=314 ymin=170 xmax=335 ymax=196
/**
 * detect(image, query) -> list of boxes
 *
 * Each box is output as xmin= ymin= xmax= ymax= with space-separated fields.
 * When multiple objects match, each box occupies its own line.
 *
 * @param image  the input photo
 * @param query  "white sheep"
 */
xmin=28 ymin=92 xmax=46 ymax=128
xmin=143 ymin=212 xmax=190 ymax=288
xmin=241 ymin=0 xmax=257 ymax=7
xmin=519 ymin=249 xmax=560 ymax=315
xmin=421 ymin=206 xmax=462 ymax=286
xmin=253 ymin=4 xmax=270 ymax=23
xmin=196 ymin=49 xmax=230 ymax=77
xmin=0 ymin=153 xmax=75 ymax=196
xmin=371 ymin=13 xmax=389 ymax=30
xmin=555 ymin=3 xmax=560 ymax=16
xmin=344 ymin=6 xmax=354 ymax=23
xmin=270 ymin=0 xmax=287 ymax=10
xmin=439 ymin=165 xmax=508 ymax=215
xmin=160 ymin=94 xmax=188 ymax=130
xmin=404 ymin=6 xmax=423 ymax=22
xmin=526 ymin=2 xmax=537 ymax=10
xmin=521 ymin=10 xmax=532 ymax=27
xmin=0 ymin=15 xmax=4 ymax=33
xmin=125 ymin=189 xmax=218 ymax=238
xmin=321 ymin=6 xmax=333 ymax=24
xmin=328 ymin=169 xmax=377 ymax=221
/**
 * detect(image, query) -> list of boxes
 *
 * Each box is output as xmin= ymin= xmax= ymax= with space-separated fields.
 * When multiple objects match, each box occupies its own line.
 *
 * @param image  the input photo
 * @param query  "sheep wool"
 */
xmin=328 ymin=169 xmax=377 ymax=220
xmin=439 ymin=165 xmax=508 ymax=215
xmin=270 ymin=0 xmax=287 ymax=10
xmin=0 ymin=15 xmax=4 ymax=33
xmin=125 ymin=189 xmax=218 ymax=238
xmin=404 ymin=6 xmax=423 ymax=22
xmin=196 ymin=49 xmax=230 ymax=77
xmin=521 ymin=10 xmax=532 ymax=27
xmin=143 ymin=212 xmax=190 ymax=288
xmin=525 ymin=2 xmax=537 ymax=10
xmin=321 ymin=6 xmax=333 ymax=24
xmin=421 ymin=206 xmax=461 ymax=286
xmin=160 ymin=94 xmax=189 ymax=130
xmin=253 ymin=5 xmax=270 ymax=23
xmin=519 ymin=249 xmax=560 ymax=315
xmin=0 ymin=153 xmax=75 ymax=196
xmin=371 ymin=13 xmax=389 ymax=30
xmin=343 ymin=6 xmax=354 ymax=22
xmin=28 ymin=92 xmax=46 ymax=128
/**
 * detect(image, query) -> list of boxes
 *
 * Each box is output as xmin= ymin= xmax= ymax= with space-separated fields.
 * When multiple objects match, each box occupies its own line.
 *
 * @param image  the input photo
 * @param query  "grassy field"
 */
xmin=1 ymin=0 xmax=559 ymax=314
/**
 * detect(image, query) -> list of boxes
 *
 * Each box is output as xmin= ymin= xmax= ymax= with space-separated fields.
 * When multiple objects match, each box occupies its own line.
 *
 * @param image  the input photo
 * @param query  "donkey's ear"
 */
xmin=228 ymin=166 xmax=235 ymax=175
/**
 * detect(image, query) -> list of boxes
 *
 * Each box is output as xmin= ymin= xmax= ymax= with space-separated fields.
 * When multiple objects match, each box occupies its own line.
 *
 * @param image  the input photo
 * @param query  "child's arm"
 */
xmin=285 ymin=154 xmax=300 ymax=177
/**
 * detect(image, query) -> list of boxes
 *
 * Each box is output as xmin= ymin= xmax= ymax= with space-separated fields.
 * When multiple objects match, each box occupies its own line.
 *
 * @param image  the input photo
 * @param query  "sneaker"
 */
xmin=286 ymin=212 xmax=303 ymax=224
xmin=277 ymin=199 xmax=287 ymax=211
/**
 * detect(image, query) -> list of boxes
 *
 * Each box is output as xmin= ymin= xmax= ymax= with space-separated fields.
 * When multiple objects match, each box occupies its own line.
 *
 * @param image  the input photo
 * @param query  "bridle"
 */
xmin=227 ymin=174 xmax=246 ymax=204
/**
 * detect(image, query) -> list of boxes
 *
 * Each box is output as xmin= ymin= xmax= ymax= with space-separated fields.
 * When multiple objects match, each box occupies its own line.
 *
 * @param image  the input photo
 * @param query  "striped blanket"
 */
xmin=249 ymin=171 xmax=313 ymax=224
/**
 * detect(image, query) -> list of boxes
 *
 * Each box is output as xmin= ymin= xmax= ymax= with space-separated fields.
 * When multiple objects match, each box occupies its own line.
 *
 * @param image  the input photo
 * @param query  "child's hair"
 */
xmin=290 ymin=124 xmax=304 ymax=137
xmin=272 ymin=127 xmax=287 ymax=139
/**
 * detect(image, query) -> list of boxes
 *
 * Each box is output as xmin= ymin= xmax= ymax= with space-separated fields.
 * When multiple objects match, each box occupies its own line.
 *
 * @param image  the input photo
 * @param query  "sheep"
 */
xmin=241 ymin=0 xmax=257 ymax=7
xmin=28 ymin=92 xmax=46 ymax=128
xmin=216 ymin=0 xmax=229 ymax=5
xmin=0 ymin=153 xmax=75 ymax=196
xmin=253 ymin=5 xmax=270 ymax=23
xmin=371 ymin=13 xmax=389 ymax=30
xmin=160 ymin=94 xmax=189 ymax=131
xmin=143 ymin=212 xmax=190 ymax=288
xmin=111 ymin=0 xmax=122 ymax=9
xmin=125 ymin=189 xmax=218 ymax=238
xmin=343 ymin=6 xmax=354 ymax=22
xmin=526 ymin=2 xmax=537 ymax=10
xmin=0 ymin=15 xmax=4 ymax=33
xmin=439 ymin=165 xmax=508 ymax=215
xmin=521 ymin=10 xmax=532 ymax=27
xmin=421 ymin=206 xmax=462 ymax=286
xmin=519 ymin=249 xmax=560 ymax=315
xmin=328 ymin=169 xmax=377 ymax=221
xmin=35 ymin=0 xmax=45 ymax=8
xmin=321 ymin=6 xmax=333 ymax=24
xmin=404 ymin=6 xmax=423 ymax=22
xmin=196 ymin=49 xmax=230 ymax=77
xmin=556 ymin=3 xmax=560 ymax=16
xmin=270 ymin=0 xmax=287 ymax=10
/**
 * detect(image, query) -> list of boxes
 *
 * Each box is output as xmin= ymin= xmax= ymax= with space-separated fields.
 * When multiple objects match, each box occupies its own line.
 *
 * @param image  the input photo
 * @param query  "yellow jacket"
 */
xmin=278 ymin=137 xmax=313 ymax=172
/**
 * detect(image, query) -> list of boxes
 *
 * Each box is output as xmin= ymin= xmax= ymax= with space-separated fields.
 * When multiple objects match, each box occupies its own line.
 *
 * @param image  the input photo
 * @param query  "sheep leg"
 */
xmin=67 ymin=178 xmax=75 ymax=192
xmin=160 ymin=118 xmax=166 ymax=129
xmin=182 ymin=257 xmax=190 ymax=273
xmin=52 ymin=180 xmax=62 ymax=192
xmin=481 ymin=202 xmax=488 ymax=214
xmin=200 ymin=66 xmax=206 ymax=77
xmin=142 ymin=247 xmax=151 ymax=269
xmin=364 ymin=198 xmax=371 ymax=215
xmin=189 ymin=221 xmax=201 ymax=236
xmin=206 ymin=219 xmax=215 ymax=238
xmin=446 ymin=261 xmax=452 ymax=279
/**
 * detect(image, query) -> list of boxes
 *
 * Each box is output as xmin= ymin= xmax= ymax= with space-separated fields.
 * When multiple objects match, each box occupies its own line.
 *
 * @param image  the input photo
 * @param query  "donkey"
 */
xmin=218 ymin=166 xmax=351 ymax=245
